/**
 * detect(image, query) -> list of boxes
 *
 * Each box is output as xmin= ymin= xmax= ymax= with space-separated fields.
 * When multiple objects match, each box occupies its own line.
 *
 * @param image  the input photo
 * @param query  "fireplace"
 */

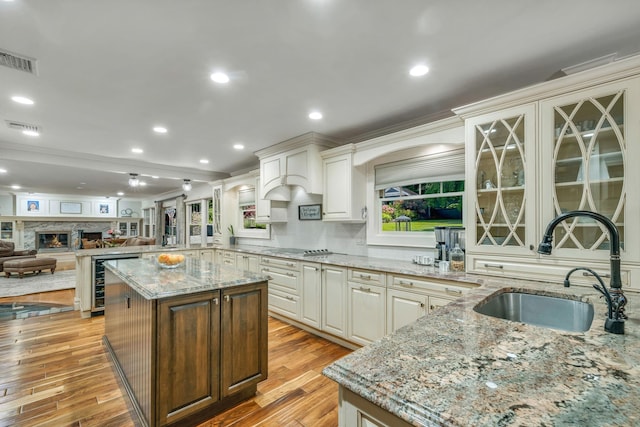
xmin=36 ymin=231 xmax=71 ymax=252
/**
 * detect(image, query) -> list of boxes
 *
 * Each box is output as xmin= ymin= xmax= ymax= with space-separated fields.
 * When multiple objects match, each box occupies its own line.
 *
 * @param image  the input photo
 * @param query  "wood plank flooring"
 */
xmin=0 ymin=300 xmax=352 ymax=426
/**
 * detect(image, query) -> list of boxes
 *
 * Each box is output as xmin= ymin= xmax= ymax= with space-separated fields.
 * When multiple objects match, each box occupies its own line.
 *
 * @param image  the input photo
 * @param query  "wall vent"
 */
xmin=5 ymin=120 xmax=40 ymax=133
xmin=0 ymin=49 xmax=37 ymax=74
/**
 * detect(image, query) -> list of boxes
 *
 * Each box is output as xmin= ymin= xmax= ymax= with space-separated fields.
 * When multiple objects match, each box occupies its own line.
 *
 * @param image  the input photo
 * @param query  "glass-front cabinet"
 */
xmin=143 ymin=207 xmax=156 ymax=238
xmin=0 ymin=220 xmax=14 ymax=240
xmin=465 ymin=104 xmax=536 ymax=256
xmin=540 ymin=79 xmax=637 ymax=261
xmin=186 ymin=198 xmax=215 ymax=246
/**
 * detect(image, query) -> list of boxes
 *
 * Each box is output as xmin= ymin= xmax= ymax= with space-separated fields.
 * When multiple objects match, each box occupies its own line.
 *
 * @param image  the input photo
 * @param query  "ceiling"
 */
xmin=2 ymin=0 xmax=640 ymax=199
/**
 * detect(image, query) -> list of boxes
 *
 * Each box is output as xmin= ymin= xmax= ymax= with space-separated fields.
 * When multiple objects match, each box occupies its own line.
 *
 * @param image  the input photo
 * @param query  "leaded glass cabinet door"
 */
xmin=541 ymin=78 xmax=639 ymax=261
xmin=465 ymin=104 xmax=536 ymax=255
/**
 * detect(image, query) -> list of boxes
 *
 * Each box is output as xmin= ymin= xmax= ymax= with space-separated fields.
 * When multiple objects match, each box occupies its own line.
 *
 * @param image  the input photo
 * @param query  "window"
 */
xmin=368 ymin=147 xmax=465 ymax=247
xmin=380 ymin=180 xmax=464 ymax=232
xmin=238 ymin=188 xmax=267 ymax=231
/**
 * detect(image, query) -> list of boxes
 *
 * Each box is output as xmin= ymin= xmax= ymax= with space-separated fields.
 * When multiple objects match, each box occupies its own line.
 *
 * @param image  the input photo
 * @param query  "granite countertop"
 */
xmin=75 ymin=244 xmax=195 ymax=258
xmin=104 ymin=257 xmax=269 ymax=300
xmin=322 ymin=279 xmax=640 ymax=426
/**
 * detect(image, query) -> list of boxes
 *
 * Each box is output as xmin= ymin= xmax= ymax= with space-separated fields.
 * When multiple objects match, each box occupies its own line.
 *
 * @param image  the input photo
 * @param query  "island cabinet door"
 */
xmin=157 ymin=291 xmax=221 ymax=426
xmin=220 ymin=282 xmax=268 ymax=398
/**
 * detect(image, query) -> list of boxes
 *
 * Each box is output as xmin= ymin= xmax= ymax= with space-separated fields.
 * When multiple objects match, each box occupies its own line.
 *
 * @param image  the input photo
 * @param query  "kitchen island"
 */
xmin=323 ymin=279 xmax=640 ymax=426
xmin=103 ymin=256 xmax=269 ymax=427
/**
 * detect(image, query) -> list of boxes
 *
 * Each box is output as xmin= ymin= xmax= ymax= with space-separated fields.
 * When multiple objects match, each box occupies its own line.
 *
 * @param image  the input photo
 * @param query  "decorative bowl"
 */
xmin=156 ymin=253 xmax=186 ymax=269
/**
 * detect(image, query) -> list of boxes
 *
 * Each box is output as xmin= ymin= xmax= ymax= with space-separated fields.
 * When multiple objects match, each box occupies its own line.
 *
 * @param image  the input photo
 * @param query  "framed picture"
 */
xmin=60 ymin=202 xmax=82 ymax=214
xmin=94 ymin=201 xmax=115 ymax=216
xmin=27 ymin=200 xmax=40 ymax=212
xmin=298 ymin=204 xmax=322 ymax=220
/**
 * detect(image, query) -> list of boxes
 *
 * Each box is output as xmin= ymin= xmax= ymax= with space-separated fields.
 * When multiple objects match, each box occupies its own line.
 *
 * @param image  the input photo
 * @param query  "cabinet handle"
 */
xmin=582 ymin=271 xmax=610 ymax=278
xmin=445 ymin=287 xmax=463 ymax=295
xmin=213 ymin=297 xmax=219 ymax=305
xmin=359 ymin=274 xmax=371 ymax=280
xmin=286 ymin=263 xmax=296 ymax=267
xmin=264 ymin=259 xmax=270 ymax=263
xmin=430 ymin=305 xmax=436 ymax=310
xmin=224 ymin=295 xmax=230 ymax=302
xmin=125 ymin=295 xmax=130 ymax=309
xmin=399 ymin=280 xmax=414 ymax=287
xmin=286 ymin=272 xmax=295 ymax=277
xmin=285 ymin=296 xmax=295 ymax=301
xmin=484 ymin=263 xmax=504 ymax=269
xmin=420 ymin=303 xmax=425 ymax=308
xmin=359 ymin=286 xmax=371 ymax=292
xmin=262 ymin=268 xmax=270 ymax=272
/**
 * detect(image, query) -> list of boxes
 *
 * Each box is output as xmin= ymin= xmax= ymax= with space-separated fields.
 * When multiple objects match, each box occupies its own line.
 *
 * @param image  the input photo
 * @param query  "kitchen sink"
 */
xmin=473 ymin=291 xmax=594 ymax=332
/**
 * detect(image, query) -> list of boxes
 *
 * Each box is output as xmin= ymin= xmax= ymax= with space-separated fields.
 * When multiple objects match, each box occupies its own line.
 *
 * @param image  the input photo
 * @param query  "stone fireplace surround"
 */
xmin=22 ymin=221 xmax=113 ymax=251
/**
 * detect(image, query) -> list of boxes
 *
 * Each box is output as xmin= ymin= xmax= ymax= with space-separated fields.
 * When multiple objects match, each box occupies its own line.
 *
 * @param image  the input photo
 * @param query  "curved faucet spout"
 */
xmin=538 ymin=210 xmax=622 ymax=289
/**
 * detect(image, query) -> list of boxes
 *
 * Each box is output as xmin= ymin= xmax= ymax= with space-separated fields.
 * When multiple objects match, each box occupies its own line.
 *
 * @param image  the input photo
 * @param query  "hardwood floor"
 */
xmin=0 ymin=300 xmax=352 ymax=426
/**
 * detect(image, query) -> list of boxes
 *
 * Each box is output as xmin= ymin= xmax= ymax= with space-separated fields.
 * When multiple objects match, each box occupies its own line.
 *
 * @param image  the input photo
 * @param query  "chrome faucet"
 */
xmin=538 ymin=210 xmax=627 ymax=334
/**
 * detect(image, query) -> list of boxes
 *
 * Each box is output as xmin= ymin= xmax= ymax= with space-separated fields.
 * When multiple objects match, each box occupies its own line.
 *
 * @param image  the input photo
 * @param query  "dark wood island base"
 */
xmin=102 ymin=259 xmax=269 ymax=427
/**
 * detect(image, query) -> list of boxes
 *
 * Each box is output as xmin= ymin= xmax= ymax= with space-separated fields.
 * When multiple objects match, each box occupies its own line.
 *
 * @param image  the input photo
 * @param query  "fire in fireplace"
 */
xmin=36 ymin=231 xmax=71 ymax=251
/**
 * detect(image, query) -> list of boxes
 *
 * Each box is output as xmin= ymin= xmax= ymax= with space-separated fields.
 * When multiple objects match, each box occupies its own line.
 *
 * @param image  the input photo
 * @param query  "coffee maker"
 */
xmin=434 ymin=226 xmax=448 ymax=266
xmin=434 ymin=226 xmax=465 ymax=266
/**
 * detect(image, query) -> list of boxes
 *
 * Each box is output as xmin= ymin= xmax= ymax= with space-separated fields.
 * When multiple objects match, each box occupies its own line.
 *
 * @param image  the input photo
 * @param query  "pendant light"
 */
xmin=182 ymin=179 xmax=192 ymax=191
xmin=128 ymin=173 xmax=140 ymax=187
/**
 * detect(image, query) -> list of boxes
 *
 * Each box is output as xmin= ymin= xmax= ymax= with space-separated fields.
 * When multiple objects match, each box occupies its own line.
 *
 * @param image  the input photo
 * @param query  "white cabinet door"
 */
xmin=322 ymin=149 xmax=366 ymax=222
xmin=386 ymin=289 xmax=428 ymax=333
xmin=199 ymin=249 xmax=214 ymax=263
xmin=322 ymin=265 xmax=347 ymax=338
xmin=465 ymin=103 xmax=537 ymax=257
xmin=300 ymin=262 xmax=322 ymax=329
xmin=235 ymin=253 xmax=260 ymax=273
xmin=347 ymin=282 xmax=386 ymax=346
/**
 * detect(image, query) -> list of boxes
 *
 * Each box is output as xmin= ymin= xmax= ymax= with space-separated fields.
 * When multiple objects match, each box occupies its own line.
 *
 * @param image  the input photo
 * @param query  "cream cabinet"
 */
xmin=255 ymin=132 xmax=339 ymax=201
xmin=347 ymin=281 xmax=386 ymax=346
xmin=339 ymin=387 xmax=413 ymax=427
xmin=255 ymin=177 xmax=287 ymax=223
xmin=460 ymin=69 xmax=640 ymax=288
xmin=199 ymin=249 xmax=214 ymax=263
xmin=235 ymin=252 xmax=260 ymax=273
xmin=117 ymin=219 xmax=140 ymax=237
xmin=220 ymin=250 xmax=236 ymax=267
xmin=321 ymin=145 xmax=366 ymax=222
xmin=322 ymin=265 xmax=348 ymax=338
xmin=386 ymin=288 xmax=428 ymax=333
xmin=300 ymin=262 xmax=322 ymax=329
xmin=261 ymin=256 xmax=301 ymax=320
xmin=0 ymin=220 xmax=15 ymax=242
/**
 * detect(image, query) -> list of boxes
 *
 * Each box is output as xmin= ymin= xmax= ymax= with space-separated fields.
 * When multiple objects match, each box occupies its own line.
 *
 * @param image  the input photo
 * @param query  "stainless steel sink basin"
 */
xmin=474 ymin=291 xmax=594 ymax=332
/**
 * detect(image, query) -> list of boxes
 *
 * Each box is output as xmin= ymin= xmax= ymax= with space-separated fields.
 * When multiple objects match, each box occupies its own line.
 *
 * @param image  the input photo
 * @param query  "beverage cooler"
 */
xmin=91 ymin=253 xmax=141 ymax=316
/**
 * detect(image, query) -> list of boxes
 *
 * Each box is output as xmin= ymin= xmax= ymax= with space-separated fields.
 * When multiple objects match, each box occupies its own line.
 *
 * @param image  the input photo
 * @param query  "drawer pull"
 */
xmin=286 ymin=263 xmax=296 ymax=267
xmin=224 ymin=295 xmax=230 ymax=302
xmin=582 ymin=271 xmax=610 ymax=278
xmin=445 ymin=287 xmax=463 ymax=295
xmin=359 ymin=286 xmax=371 ymax=292
xmin=263 ymin=259 xmax=270 ymax=263
xmin=262 ymin=268 xmax=270 ymax=272
xmin=399 ymin=281 xmax=414 ymax=287
xmin=420 ymin=302 xmax=425 ymax=308
xmin=213 ymin=297 xmax=219 ymax=305
xmin=286 ymin=272 xmax=295 ymax=277
xmin=285 ymin=296 xmax=295 ymax=301
xmin=359 ymin=274 xmax=372 ymax=280
xmin=430 ymin=305 xmax=436 ymax=310
xmin=484 ymin=263 xmax=504 ymax=269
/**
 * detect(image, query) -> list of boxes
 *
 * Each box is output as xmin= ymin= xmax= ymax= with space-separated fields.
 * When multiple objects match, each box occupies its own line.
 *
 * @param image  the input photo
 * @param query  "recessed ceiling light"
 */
xmin=210 ymin=72 xmax=230 ymax=84
xmin=309 ymin=111 xmax=323 ymax=120
xmin=409 ymin=64 xmax=429 ymax=77
xmin=153 ymin=126 xmax=168 ymax=133
xmin=117 ymin=192 xmax=124 ymax=196
xmin=10 ymin=185 xmax=20 ymax=190
xmin=22 ymin=130 xmax=39 ymax=137
xmin=131 ymin=148 xmax=143 ymax=154
xmin=0 ymin=168 xmax=7 ymax=173
xmin=11 ymin=96 xmax=34 ymax=105
xmin=199 ymin=159 xmax=209 ymax=164
xmin=233 ymin=144 xmax=244 ymax=150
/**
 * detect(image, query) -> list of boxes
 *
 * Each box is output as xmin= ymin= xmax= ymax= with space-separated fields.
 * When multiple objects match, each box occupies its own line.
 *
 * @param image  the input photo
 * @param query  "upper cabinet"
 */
xmin=321 ymin=144 xmax=366 ymax=222
xmin=456 ymin=57 xmax=640 ymax=284
xmin=255 ymin=132 xmax=339 ymax=201
xmin=464 ymin=104 xmax=537 ymax=256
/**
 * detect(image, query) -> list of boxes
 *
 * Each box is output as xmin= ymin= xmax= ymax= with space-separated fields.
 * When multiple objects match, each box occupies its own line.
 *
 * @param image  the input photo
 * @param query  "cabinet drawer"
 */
xmin=467 ymin=254 xmax=631 ymax=288
xmin=261 ymin=265 xmax=299 ymax=294
xmin=261 ymin=256 xmax=299 ymax=271
xmin=268 ymin=288 xmax=299 ymax=319
xmin=388 ymin=274 xmax=471 ymax=298
xmin=348 ymin=268 xmax=385 ymax=286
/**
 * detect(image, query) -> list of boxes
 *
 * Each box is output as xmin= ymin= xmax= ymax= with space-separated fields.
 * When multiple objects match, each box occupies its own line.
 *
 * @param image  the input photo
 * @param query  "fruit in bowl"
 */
xmin=157 ymin=253 xmax=186 ymax=268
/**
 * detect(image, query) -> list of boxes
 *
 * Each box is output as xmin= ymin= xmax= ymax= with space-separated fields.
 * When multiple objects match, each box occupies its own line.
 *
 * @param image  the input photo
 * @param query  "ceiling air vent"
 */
xmin=5 ymin=120 xmax=40 ymax=133
xmin=0 ymin=49 xmax=37 ymax=74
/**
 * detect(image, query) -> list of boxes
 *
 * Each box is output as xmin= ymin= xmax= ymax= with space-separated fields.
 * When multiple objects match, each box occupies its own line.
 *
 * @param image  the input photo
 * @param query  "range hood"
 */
xmin=255 ymin=132 xmax=340 ymax=201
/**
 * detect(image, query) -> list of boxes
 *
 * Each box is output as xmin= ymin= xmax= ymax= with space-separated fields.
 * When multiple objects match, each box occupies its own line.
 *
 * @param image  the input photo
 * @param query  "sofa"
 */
xmin=122 ymin=237 xmax=156 ymax=246
xmin=0 ymin=240 xmax=38 ymax=272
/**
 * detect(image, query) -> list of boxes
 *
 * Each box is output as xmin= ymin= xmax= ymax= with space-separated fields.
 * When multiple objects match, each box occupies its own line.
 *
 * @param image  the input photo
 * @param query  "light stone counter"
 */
xmin=104 ymin=257 xmax=269 ymax=299
xmin=322 ymin=279 xmax=639 ymax=426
